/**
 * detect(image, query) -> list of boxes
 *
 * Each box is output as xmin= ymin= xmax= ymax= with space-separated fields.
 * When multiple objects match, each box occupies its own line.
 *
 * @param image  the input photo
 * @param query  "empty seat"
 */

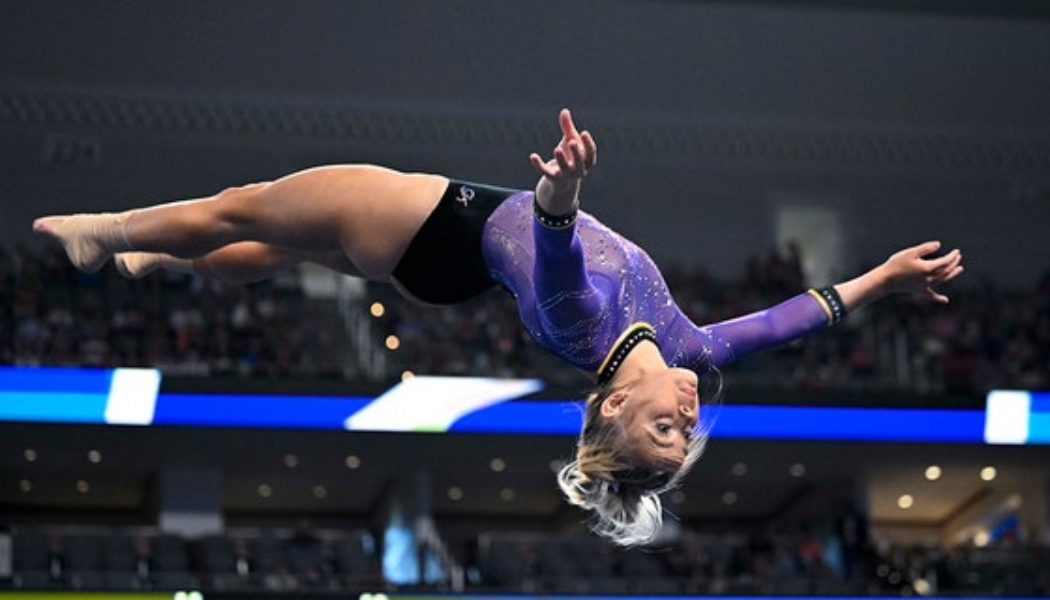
xmin=12 ymin=530 xmax=52 ymax=588
xmin=62 ymin=535 xmax=104 ymax=589
xmin=150 ymin=535 xmax=195 ymax=589
xmin=197 ymin=535 xmax=237 ymax=574
xmin=631 ymin=575 xmax=682 ymax=595
xmin=621 ymin=551 xmax=667 ymax=578
xmin=333 ymin=536 xmax=377 ymax=578
xmin=194 ymin=535 xmax=243 ymax=591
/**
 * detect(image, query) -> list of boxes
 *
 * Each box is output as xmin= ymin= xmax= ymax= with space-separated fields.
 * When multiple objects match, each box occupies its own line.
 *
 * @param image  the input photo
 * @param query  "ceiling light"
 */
xmin=447 ymin=486 xmax=463 ymax=501
xmin=980 ymin=466 xmax=997 ymax=482
xmin=671 ymin=491 xmax=686 ymax=505
xmin=76 ymin=480 xmax=90 ymax=494
xmin=722 ymin=491 xmax=738 ymax=506
xmin=23 ymin=449 xmax=37 ymax=462
xmin=549 ymin=459 xmax=565 ymax=473
xmin=489 ymin=458 xmax=506 ymax=472
xmin=924 ymin=465 xmax=941 ymax=481
xmin=87 ymin=450 xmax=102 ymax=464
xmin=370 ymin=302 xmax=385 ymax=318
xmin=312 ymin=485 xmax=328 ymax=499
xmin=19 ymin=479 xmax=32 ymax=493
xmin=731 ymin=462 xmax=748 ymax=477
xmin=897 ymin=494 xmax=914 ymax=509
xmin=973 ymin=530 xmax=990 ymax=547
xmin=401 ymin=370 xmax=414 ymax=381
xmin=385 ymin=335 xmax=400 ymax=351
xmin=499 ymin=488 xmax=515 ymax=502
xmin=345 ymin=455 xmax=361 ymax=469
xmin=789 ymin=463 xmax=806 ymax=477
xmin=284 ymin=454 xmax=299 ymax=468
xmin=257 ymin=484 xmax=273 ymax=498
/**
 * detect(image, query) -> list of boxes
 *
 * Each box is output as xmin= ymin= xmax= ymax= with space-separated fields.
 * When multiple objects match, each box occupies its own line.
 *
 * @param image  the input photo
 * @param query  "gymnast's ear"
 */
xmin=600 ymin=390 xmax=629 ymax=419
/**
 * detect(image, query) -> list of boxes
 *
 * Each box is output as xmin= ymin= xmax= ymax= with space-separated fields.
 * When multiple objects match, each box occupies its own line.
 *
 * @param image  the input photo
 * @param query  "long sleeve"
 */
xmin=531 ymin=219 xmax=606 ymax=331
xmin=693 ymin=292 xmax=831 ymax=369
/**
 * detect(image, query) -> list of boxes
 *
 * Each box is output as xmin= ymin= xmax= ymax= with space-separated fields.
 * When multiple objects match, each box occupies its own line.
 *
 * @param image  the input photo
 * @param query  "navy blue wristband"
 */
xmin=533 ymin=198 xmax=578 ymax=229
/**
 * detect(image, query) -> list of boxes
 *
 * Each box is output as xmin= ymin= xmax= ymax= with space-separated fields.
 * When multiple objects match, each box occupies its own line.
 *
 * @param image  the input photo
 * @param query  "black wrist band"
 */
xmin=815 ymin=286 xmax=847 ymax=325
xmin=533 ymin=198 xmax=578 ymax=229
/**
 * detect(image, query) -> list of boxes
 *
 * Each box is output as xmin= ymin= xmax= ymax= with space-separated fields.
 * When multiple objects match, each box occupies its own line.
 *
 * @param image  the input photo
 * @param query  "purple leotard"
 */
xmin=482 ymin=192 xmax=831 ymax=375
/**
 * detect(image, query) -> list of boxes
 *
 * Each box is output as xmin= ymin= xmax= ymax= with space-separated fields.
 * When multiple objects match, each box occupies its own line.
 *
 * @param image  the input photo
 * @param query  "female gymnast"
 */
xmin=34 ymin=109 xmax=963 ymax=546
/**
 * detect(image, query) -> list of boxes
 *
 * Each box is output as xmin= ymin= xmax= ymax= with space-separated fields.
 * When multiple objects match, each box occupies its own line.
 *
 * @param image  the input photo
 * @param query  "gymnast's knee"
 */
xmin=212 ymin=182 xmax=272 ymax=227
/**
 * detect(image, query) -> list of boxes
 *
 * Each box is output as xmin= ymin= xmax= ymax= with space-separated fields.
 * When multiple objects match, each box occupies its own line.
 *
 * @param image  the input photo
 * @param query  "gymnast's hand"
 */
xmin=530 ymin=108 xmax=598 ymax=215
xmin=833 ymin=241 xmax=964 ymax=315
xmin=879 ymin=241 xmax=964 ymax=304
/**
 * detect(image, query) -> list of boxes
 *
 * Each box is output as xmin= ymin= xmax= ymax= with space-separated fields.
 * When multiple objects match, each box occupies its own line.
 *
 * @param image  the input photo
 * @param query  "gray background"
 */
xmin=2 ymin=0 xmax=1048 ymax=284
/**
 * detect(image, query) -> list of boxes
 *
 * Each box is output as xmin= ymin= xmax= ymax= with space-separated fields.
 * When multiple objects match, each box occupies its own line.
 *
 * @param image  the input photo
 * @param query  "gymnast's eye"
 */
xmin=655 ymin=422 xmax=672 ymax=435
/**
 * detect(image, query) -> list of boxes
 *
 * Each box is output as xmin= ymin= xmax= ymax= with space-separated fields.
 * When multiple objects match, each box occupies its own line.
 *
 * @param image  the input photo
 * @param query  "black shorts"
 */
xmin=392 ymin=179 xmax=518 ymax=305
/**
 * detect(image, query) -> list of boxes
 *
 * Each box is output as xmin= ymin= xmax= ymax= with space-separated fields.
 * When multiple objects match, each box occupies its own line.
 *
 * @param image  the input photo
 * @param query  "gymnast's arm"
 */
xmin=526 ymin=109 xmax=605 ymax=328
xmin=529 ymin=108 xmax=597 ymax=216
xmin=692 ymin=241 xmax=964 ymax=368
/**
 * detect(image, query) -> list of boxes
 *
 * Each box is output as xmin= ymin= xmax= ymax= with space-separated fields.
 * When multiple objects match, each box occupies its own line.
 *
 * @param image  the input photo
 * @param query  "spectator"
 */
xmin=2 ymin=244 xmax=1046 ymax=394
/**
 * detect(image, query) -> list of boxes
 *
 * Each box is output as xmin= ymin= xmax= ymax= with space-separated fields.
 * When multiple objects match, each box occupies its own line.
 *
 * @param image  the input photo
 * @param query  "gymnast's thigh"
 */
xmin=253 ymin=165 xmax=448 ymax=280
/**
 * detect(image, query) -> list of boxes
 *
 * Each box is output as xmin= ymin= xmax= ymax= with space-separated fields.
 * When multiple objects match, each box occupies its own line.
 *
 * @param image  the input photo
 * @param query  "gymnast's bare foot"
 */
xmin=33 ymin=212 xmax=133 ymax=273
xmin=114 ymin=252 xmax=194 ymax=279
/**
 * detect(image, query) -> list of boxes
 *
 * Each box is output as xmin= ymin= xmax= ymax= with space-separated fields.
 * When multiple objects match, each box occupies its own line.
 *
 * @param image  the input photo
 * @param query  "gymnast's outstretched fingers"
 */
xmin=883 ymin=241 xmax=965 ymax=304
xmin=531 ymin=109 xmax=599 ymax=216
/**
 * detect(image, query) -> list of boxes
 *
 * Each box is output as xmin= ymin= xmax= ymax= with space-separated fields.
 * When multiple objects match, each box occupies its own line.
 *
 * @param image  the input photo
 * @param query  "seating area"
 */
xmin=3 ymin=526 xmax=381 ymax=593
xmin=472 ymin=529 xmax=866 ymax=596
xmin=4 ymin=242 xmax=1047 ymax=393
xmin=471 ymin=530 xmax=1050 ymax=597
xmin=6 ymin=520 xmax=1050 ymax=596
xmin=1 ymin=244 xmax=347 ymax=379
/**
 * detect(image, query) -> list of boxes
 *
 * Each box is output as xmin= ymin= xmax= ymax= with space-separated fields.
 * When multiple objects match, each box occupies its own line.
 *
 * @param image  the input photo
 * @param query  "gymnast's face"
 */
xmin=601 ymin=367 xmax=700 ymax=470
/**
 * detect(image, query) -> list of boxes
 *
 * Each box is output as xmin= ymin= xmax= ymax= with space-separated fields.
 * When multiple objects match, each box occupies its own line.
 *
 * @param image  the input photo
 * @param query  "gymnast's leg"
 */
xmin=115 ymin=241 xmax=362 ymax=284
xmin=34 ymin=165 xmax=448 ymax=280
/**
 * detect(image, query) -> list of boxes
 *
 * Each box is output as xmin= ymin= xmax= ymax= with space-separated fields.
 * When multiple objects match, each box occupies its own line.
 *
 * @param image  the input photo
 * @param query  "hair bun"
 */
xmin=557 ymin=459 xmax=663 ymax=546
xmin=556 ymin=460 xmax=598 ymax=509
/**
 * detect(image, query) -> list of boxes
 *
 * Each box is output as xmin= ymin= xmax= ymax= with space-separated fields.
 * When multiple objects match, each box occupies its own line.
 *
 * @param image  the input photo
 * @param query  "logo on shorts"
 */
xmin=455 ymin=185 xmax=475 ymax=207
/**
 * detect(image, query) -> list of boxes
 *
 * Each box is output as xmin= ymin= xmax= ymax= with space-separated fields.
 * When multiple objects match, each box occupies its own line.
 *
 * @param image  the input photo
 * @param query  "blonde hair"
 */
xmin=557 ymin=368 xmax=721 ymax=546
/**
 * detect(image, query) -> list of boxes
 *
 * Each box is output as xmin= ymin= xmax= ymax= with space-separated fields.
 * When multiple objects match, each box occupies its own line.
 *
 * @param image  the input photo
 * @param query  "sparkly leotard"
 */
xmin=482 ymin=192 xmax=831 ymax=375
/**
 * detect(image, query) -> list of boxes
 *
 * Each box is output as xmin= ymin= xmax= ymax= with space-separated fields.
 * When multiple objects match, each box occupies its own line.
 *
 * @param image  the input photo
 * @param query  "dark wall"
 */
xmin=2 ymin=0 xmax=1048 ymax=283
xmin=5 ymin=0 xmax=1048 ymax=125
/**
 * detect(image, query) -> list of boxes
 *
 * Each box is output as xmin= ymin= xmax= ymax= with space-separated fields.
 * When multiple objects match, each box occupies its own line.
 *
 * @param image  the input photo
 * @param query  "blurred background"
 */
xmin=1 ymin=0 xmax=1049 ymax=598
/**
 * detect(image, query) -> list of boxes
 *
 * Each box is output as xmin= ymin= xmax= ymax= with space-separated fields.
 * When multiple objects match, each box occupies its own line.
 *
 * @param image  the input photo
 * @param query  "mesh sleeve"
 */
xmin=695 ymin=292 xmax=830 ymax=368
xmin=532 ymin=219 xmax=607 ymax=332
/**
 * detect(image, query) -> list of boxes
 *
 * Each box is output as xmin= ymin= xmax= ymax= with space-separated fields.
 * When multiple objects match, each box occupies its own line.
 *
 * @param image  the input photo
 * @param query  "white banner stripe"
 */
xmin=345 ymin=376 xmax=543 ymax=432
xmin=984 ymin=390 xmax=1030 ymax=445
xmin=105 ymin=368 xmax=162 ymax=426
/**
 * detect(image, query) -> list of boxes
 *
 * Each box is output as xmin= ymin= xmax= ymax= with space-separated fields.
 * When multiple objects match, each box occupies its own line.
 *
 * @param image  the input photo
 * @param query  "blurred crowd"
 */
xmin=2 ymin=242 xmax=1048 ymax=393
xmin=0 ymin=244 xmax=344 ymax=378
xmin=379 ymin=244 xmax=1050 ymax=393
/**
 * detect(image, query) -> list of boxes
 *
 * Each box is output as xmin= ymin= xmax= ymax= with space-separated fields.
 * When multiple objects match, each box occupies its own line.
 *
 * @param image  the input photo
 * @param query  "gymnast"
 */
xmin=34 ymin=109 xmax=963 ymax=545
